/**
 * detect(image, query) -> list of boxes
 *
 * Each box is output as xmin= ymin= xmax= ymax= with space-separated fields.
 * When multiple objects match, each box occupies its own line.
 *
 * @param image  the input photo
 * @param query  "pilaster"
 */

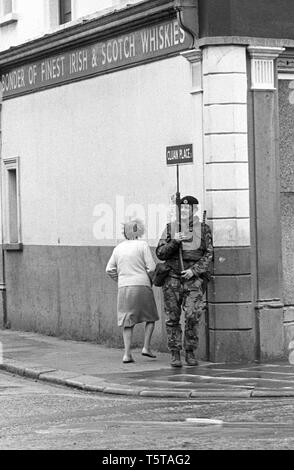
xmin=248 ymin=46 xmax=285 ymax=360
xmin=181 ymin=49 xmax=203 ymax=94
xmin=202 ymin=45 xmax=254 ymax=362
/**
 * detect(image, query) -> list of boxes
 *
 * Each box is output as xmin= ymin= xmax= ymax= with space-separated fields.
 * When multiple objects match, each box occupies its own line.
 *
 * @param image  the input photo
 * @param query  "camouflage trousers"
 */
xmin=162 ymin=275 xmax=204 ymax=352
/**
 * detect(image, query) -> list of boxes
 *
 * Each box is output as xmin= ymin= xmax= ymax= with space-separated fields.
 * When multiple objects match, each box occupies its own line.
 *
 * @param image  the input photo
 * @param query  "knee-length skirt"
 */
xmin=117 ymin=285 xmax=159 ymax=327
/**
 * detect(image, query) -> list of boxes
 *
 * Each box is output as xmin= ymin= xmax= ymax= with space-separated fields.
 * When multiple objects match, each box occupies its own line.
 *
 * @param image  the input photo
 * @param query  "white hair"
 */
xmin=122 ymin=218 xmax=145 ymax=240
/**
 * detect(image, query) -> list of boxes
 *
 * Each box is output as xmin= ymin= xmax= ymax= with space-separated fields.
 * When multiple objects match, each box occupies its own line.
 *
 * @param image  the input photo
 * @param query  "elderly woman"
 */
xmin=106 ymin=218 xmax=159 ymax=363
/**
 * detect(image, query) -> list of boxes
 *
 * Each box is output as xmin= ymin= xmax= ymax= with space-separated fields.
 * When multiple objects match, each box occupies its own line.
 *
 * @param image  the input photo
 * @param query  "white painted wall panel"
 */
xmin=74 ymin=1 xmax=143 ymax=19
xmin=203 ymin=74 xmax=247 ymax=104
xmin=203 ymin=46 xmax=247 ymax=75
xmin=211 ymin=219 xmax=251 ymax=247
xmin=74 ymin=0 xmax=113 ymax=18
xmin=205 ymin=134 xmax=248 ymax=163
xmin=206 ymin=190 xmax=250 ymax=218
xmin=206 ymin=163 xmax=249 ymax=190
xmin=2 ymin=56 xmax=203 ymax=247
xmin=203 ymin=45 xmax=250 ymax=248
xmin=204 ymin=104 xmax=248 ymax=134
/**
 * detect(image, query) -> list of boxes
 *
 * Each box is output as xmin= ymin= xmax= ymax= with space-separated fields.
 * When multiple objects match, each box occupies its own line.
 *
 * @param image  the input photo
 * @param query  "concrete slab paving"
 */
xmin=1 ymin=329 xmax=294 ymax=399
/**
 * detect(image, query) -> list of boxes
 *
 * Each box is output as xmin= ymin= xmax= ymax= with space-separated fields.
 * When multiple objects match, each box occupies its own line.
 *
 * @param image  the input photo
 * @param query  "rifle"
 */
xmin=201 ymin=209 xmax=210 ymax=294
xmin=202 ymin=210 xmax=207 ymax=225
xmin=176 ymin=192 xmax=184 ymax=272
xmin=175 ymin=165 xmax=184 ymax=272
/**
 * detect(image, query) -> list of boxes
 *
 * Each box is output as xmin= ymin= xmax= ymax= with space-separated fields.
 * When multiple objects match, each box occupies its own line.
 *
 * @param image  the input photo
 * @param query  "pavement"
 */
xmin=1 ymin=329 xmax=294 ymax=399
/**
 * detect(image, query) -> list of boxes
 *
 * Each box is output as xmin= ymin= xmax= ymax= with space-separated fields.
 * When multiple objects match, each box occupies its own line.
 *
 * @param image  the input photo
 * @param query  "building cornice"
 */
xmin=247 ymin=46 xmax=285 ymax=60
xmin=196 ymin=36 xmax=294 ymax=49
xmin=0 ymin=0 xmax=198 ymax=67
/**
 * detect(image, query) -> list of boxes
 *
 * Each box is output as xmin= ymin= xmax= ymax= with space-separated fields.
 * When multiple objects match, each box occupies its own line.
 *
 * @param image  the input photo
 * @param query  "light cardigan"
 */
xmin=105 ymin=239 xmax=156 ymax=288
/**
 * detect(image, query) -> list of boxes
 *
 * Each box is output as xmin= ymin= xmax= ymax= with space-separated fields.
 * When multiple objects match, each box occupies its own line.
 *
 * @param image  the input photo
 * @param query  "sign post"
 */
xmin=166 ymin=144 xmax=194 ymax=272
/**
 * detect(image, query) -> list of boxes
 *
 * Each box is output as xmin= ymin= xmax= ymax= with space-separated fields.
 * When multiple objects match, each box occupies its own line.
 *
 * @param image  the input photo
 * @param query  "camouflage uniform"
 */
xmin=156 ymin=221 xmax=213 ymax=353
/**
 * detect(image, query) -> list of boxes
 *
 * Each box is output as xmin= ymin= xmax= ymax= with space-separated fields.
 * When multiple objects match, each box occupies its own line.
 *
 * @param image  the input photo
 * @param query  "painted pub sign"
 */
xmin=1 ymin=19 xmax=191 ymax=99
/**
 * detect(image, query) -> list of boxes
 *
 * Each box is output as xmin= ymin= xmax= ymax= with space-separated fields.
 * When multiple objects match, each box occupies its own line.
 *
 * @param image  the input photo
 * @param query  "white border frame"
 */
xmin=2 ymin=156 xmax=22 ymax=246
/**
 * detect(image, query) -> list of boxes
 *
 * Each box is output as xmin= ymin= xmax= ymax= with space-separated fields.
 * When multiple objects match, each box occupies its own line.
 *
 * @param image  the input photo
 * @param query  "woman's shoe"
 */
xmin=141 ymin=350 xmax=157 ymax=358
xmin=123 ymin=356 xmax=135 ymax=363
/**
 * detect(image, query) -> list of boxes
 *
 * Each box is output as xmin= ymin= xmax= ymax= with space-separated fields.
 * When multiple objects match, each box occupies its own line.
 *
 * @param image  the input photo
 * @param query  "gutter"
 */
xmin=175 ymin=0 xmax=199 ymax=48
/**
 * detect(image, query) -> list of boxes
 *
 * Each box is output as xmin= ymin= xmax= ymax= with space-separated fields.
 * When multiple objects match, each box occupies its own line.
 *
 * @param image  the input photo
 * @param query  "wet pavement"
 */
xmin=2 ymin=370 xmax=294 ymax=449
xmin=1 ymin=329 xmax=294 ymax=398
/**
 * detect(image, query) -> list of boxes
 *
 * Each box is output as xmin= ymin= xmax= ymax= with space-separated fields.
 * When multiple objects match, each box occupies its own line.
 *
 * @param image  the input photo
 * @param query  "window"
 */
xmin=0 ymin=0 xmax=17 ymax=26
xmin=2 ymin=157 xmax=22 ymax=249
xmin=59 ymin=0 xmax=72 ymax=25
xmin=2 ymin=0 xmax=12 ymax=16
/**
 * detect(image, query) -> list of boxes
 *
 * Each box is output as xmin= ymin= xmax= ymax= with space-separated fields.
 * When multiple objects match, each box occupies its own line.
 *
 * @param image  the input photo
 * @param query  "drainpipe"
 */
xmin=174 ymin=0 xmax=199 ymax=48
xmin=0 ymin=88 xmax=8 ymax=329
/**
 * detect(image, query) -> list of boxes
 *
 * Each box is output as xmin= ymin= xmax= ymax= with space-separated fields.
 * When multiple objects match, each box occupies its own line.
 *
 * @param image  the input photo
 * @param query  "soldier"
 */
xmin=156 ymin=195 xmax=213 ymax=367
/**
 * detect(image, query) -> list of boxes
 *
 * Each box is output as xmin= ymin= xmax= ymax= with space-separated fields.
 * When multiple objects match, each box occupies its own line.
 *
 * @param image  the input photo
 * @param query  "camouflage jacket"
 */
xmin=156 ymin=222 xmax=213 ymax=279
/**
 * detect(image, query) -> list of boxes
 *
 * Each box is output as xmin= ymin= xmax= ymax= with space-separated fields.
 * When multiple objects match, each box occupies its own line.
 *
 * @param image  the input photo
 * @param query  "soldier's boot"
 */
xmin=170 ymin=350 xmax=182 ymax=368
xmin=185 ymin=350 xmax=198 ymax=366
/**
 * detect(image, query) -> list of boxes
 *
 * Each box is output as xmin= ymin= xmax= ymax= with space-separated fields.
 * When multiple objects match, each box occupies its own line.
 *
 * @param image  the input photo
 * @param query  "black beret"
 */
xmin=180 ymin=195 xmax=199 ymax=206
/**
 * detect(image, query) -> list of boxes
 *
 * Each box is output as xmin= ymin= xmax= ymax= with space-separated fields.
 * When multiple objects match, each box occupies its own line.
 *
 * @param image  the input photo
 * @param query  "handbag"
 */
xmin=152 ymin=262 xmax=171 ymax=287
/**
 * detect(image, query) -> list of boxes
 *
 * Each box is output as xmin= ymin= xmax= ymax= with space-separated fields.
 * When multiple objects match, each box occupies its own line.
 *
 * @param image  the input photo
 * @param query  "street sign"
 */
xmin=166 ymin=144 xmax=193 ymax=270
xmin=166 ymin=144 xmax=193 ymax=165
